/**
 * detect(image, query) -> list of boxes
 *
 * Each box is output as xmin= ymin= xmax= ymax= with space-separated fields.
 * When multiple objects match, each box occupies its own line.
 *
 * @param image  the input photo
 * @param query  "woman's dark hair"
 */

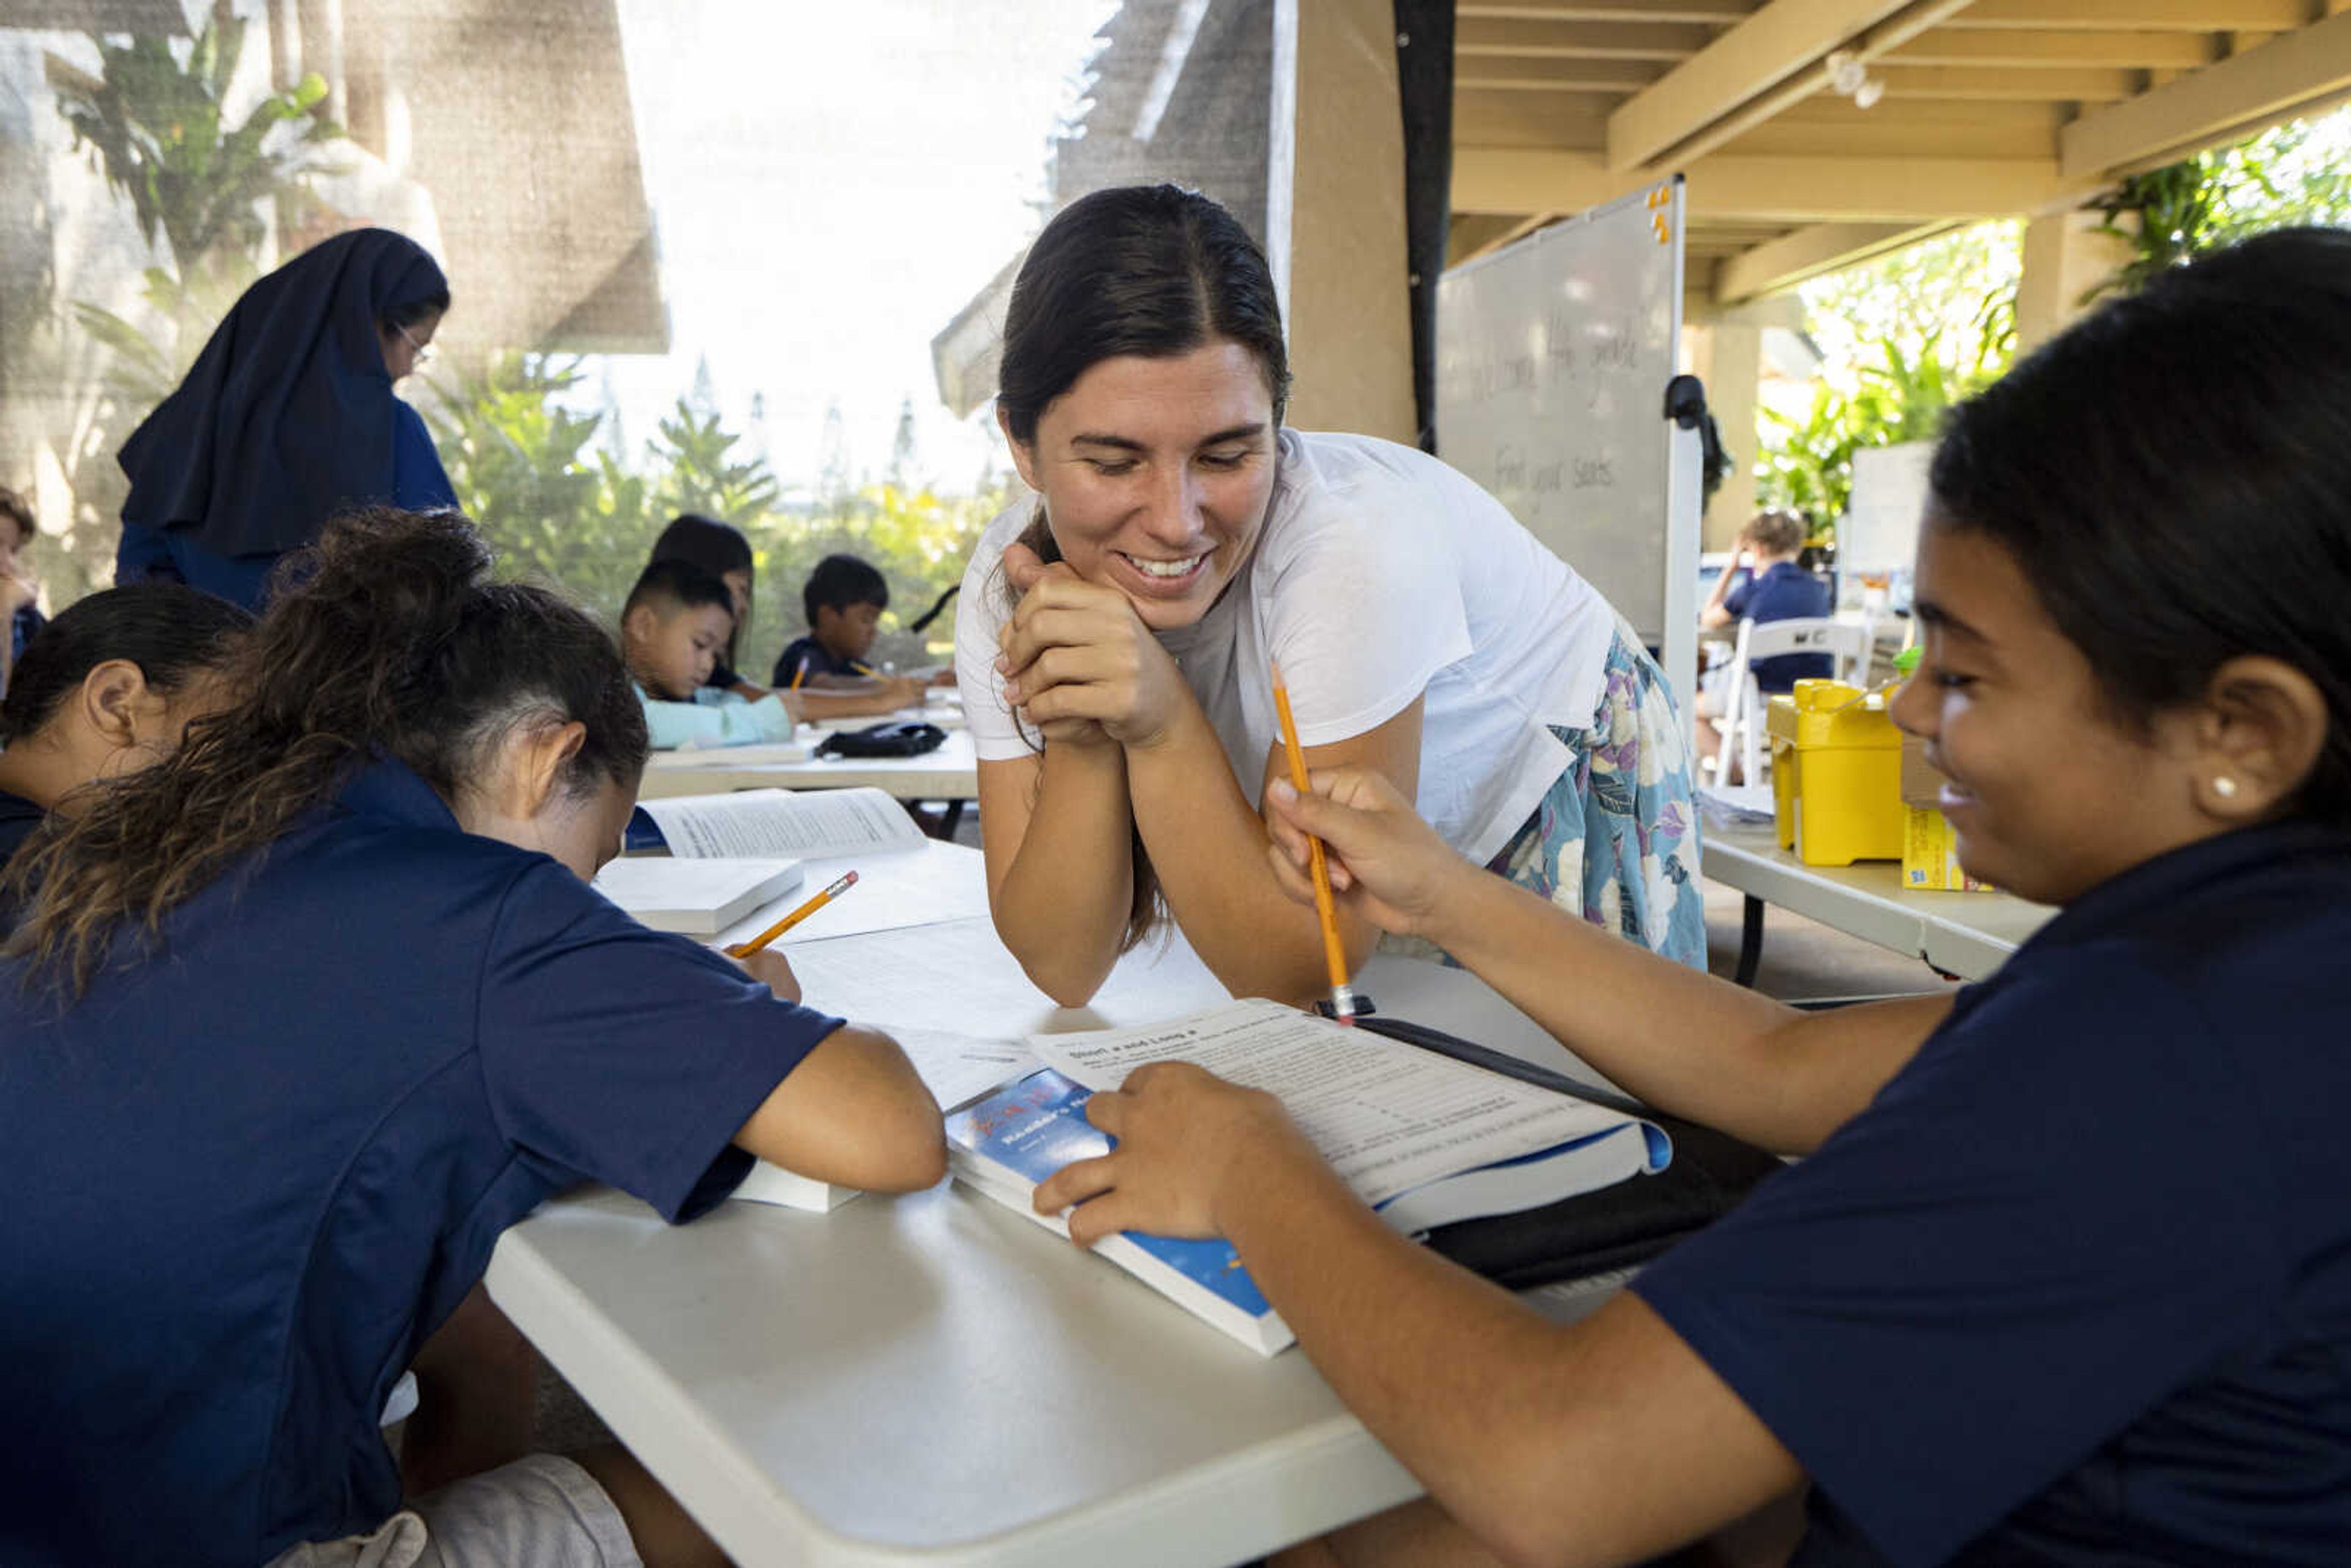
xmin=804 ymin=553 xmax=888 ymax=625
xmin=999 ymin=183 xmax=1289 ymax=449
xmin=994 ymin=184 xmax=1289 ymax=949
xmin=651 ymin=514 xmax=755 ymax=675
xmin=0 ymin=585 xmax=253 ymax=745
xmin=3 ymin=508 xmax=649 ymax=998
xmin=1930 ymin=225 xmax=2351 ymax=830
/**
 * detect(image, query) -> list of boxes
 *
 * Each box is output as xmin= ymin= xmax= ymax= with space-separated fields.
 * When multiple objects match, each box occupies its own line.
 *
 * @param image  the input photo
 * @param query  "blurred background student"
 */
xmin=1694 ymin=508 xmax=1831 ymax=778
xmin=1 ymin=485 xmax=42 ymax=699
xmin=113 ymin=228 xmax=455 ymax=611
xmin=621 ymin=558 xmax=796 ymax=749
xmin=0 ymin=583 xmax=252 ymax=869
xmin=773 ymin=552 xmax=928 ymax=720
xmin=650 ymin=512 xmax=765 ymax=699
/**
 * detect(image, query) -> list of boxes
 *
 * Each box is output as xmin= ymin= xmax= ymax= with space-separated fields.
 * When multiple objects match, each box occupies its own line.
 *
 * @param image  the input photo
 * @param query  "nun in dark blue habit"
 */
xmin=114 ymin=228 xmax=457 ymax=612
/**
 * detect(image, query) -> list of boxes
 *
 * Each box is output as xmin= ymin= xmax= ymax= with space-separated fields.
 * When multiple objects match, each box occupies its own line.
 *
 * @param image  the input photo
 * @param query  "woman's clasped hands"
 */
xmin=995 ymin=541 xmax=1193 ymax=751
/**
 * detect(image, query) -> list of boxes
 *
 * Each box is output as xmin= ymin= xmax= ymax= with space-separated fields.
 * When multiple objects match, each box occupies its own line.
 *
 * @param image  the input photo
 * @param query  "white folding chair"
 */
xmin=1707 ymin=615 xmax=1873 ymax=785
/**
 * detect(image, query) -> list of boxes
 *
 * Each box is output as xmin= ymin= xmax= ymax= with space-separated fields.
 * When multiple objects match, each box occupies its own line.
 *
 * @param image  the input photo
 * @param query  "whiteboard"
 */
xmin=1844 ymin=441 xmax=1934 ymax=577
xmin=1435 ymin=180 xmax=1690 ymax=662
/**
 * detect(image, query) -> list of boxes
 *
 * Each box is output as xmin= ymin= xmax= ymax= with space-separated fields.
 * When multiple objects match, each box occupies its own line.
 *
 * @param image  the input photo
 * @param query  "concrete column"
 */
xmin=1280 ymin=0 xmax=1416 ymax=443
xmin=2015 ymin=210 xmax=2133 ymax=356
xmin=1690 ymin=320 xmax=1761 ymax=552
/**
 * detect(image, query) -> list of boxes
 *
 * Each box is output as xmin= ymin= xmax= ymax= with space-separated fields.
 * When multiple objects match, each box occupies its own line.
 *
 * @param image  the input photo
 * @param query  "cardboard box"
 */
xmin=1902 ymin=806 xmax=1997 ymax=892
xmin=1899 ymin=733 xmax=1947 ymax=809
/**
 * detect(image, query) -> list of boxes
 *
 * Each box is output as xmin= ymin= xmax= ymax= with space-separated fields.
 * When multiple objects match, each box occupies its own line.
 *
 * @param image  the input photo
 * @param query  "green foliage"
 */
xmin=424 ymin=354 xmax=654 ymax=621
xmin=1757 ymin=332 xmax=1988 ymax=526
xmin=424 ymin=358 xmax=1005 ymax=675
xmin=648 ymin=400 xmax=782 ymax=523
xmin=2091 ymin=113 xmax=2351 ymax=298
xmin=48 ymin=18 xmax=343 ymax=296
xmin=42 ymin=14 xmax=347 ymax=596
xmin=1759 ymin=222 xmax=2020 ymax=530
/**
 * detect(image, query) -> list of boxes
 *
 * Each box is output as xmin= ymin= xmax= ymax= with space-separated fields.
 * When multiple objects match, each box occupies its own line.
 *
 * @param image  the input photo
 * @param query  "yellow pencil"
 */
xmin=1270 ymin=662 xmax=1358 ymax=1024
xmin=726 ymin=871 xmax=857 ymax=958
xmin=788 ymin=663 xmax=807 ymax=691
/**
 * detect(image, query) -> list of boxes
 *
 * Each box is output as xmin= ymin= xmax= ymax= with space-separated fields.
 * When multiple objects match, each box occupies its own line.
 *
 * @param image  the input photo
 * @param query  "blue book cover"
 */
xmin=945 ymin=1071 xmax=1284 ymax=1351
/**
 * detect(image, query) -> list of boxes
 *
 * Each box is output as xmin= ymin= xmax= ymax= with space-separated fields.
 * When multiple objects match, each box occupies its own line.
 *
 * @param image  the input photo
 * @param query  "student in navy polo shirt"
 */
xmin=1026 ymin=228 xmax=2351 ymax=1567
xmin=0 ymin=582 xmax=251 ymax=869
xmin=772 ymin=552 xmax=924 ymax=719
xmin=0 ymin=508 xmax=945 ymax=1568
xmin=1695 ymin=506 xmax=1832 ymax=776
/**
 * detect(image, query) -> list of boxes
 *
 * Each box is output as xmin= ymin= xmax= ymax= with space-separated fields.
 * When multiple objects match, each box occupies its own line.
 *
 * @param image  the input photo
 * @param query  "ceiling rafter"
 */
xmin=2060 ymin=6 xmax=2351 ymax=173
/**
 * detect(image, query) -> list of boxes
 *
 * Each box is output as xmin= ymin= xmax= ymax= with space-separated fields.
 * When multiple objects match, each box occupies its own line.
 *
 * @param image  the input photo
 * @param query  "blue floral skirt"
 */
xmin=1486 ymin=623 xmax=1708 ymax=968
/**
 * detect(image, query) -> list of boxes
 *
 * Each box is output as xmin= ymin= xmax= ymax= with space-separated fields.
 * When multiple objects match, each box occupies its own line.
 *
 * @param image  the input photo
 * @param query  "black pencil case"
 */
xmin=1352 ymin=1013 xmax=1785 ymax=1289
xmin=816 ymin=719 xmax=947 ymax=759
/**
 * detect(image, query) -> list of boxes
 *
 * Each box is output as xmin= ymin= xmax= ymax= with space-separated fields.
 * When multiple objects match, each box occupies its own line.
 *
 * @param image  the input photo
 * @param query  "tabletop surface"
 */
xmin=488 ymin=846 xmax=1618 ymax=1567
xmin=1703 ymin=817 xmax=2054 ymax=978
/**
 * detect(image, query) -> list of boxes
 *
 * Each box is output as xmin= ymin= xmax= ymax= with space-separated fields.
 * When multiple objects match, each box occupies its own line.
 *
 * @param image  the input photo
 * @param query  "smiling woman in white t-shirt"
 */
xmin=956 ymin=184 xmax=1704 ymax=1007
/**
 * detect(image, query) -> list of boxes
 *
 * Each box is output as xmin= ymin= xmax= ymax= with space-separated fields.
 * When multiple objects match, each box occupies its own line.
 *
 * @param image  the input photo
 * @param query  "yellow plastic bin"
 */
xmin=1766 ymin=679 xmax=1904 ymax=866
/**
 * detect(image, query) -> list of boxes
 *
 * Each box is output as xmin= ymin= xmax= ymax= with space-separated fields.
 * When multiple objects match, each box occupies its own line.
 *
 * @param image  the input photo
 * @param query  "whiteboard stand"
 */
xmin=1660 ymin=373 xmax=1708 ymax=715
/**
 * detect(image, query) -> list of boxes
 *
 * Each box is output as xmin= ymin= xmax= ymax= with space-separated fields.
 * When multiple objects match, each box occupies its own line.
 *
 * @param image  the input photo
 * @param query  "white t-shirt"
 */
xmin=955 ymin=429 xmax=1621 ymax=866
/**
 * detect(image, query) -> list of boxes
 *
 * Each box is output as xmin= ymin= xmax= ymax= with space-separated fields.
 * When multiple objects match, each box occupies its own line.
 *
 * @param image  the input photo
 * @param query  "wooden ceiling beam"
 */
xmin=1951 ymin=0 xmax=2308 ymax=30
xmin=1458 ymin=0 xmax=1757 ymax=21
xmin=1456 ymin=148 xmax=2092 ymax=220
xmin=1457 ymin=57 xmax=1666 ymax=91
xmin=1458 ymin=18 xmax=1715 ymax=58
xmin=1605 ymin=0 xmax=1920 ymax=170
xmin=2061 ymin=9 xmax=2351 ymax=174
xmin=1715 ymin=220 xmax=1951 ymax=299
xmin=1888 ymin=27 xmax=2221 ymax=66
xmin=1876 ymin=64 xmax=2139 ymax=99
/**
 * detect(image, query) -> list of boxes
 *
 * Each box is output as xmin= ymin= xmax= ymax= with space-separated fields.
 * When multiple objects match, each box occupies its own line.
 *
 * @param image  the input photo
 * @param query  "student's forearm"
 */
xmin=993 ymin=740 xmax=1139 ymax=1004
xmin=1125 ymin=706 xmax=1370 ymax=1004
xmin=1224 ymin=1150 xmax=1790 ymax=1568
xmin=735 ymin=1024 xmax=945 ymax=1191
xmin=1419 ymin=867 xmax=1932 ymax=1153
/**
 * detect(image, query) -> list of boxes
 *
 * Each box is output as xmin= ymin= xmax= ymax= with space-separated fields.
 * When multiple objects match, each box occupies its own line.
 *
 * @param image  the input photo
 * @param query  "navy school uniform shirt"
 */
xmin=0 ymin=759 xmax=842 ymax=1567
xmin=773 ymin=632 xmax=873 ymax=688
xmin=1635 ymin=820 xmax=2351 ymax=1566
xmin=1724 ymin=560 xmax=1832 ymax=692
xmin=0 ymin=785 xmax=40 ymax=866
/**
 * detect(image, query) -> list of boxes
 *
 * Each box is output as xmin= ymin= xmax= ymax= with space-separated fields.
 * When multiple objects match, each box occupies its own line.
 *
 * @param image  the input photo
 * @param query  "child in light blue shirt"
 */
xmin=620 ymin=558 xmax=793 ymax=749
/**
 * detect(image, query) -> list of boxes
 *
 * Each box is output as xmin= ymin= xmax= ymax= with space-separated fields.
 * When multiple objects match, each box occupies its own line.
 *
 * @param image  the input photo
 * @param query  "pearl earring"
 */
xmin=2213 ymin=777 xmax=2239 ymax=800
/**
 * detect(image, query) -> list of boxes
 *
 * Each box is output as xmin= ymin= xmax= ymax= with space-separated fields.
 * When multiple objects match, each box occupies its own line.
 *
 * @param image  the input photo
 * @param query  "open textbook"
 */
xmin=630 ymin=786 xmax=926 ymax=860
xmin=946 ymin=1000 xmax=1670 ymax=1355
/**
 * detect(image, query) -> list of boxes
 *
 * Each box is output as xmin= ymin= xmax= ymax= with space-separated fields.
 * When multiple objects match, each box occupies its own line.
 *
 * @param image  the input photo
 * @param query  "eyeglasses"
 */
xmin=395 ymin=322 xmax=434 ymax=368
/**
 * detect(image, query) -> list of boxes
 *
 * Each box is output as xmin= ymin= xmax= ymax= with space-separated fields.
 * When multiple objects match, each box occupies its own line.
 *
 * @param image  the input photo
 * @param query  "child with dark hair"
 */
xmin=772 ymin=552 xmax=926 ymax=719
xmin=0 ymin=582 xmax=252 ymax=866
xmin=1 ymin=484 xmax=42 ymax=697
xmin=621 ymin=557 xmax=796 ymax=749
xmin=650 ymin=512 xmax=764 ymax=697
xmin=0 ymin=508 xmax=942 ymax=1568
xmin=1026 ymin=228 xmax=2351 ymax=1567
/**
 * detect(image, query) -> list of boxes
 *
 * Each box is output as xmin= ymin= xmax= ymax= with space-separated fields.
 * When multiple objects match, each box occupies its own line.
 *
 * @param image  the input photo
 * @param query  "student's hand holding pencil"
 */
xmin=1264 ymin=768 xmax=1472 ymax=942
xmin=997 ymin=542 xmax=1191 ymax=749
xmin=729 ymin=946 xmax=804 ymax=1003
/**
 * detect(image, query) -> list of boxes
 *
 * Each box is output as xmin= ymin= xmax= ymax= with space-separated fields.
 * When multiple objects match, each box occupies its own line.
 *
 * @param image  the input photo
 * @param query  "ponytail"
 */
xmin=4 ymin=508 xmax=648 ymax=999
